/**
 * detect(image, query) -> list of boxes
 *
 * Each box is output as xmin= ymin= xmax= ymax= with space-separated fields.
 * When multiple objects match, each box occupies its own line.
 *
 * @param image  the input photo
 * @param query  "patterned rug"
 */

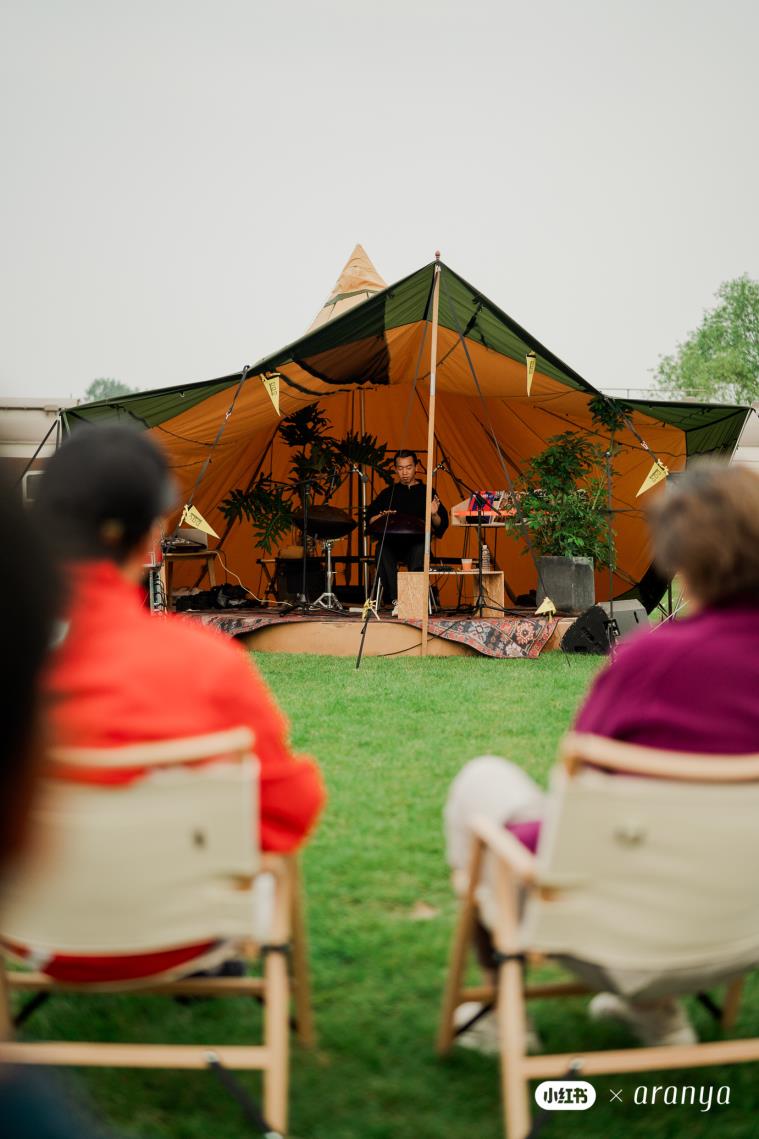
xmin=402 ymin=616 xmax=558 ymax=658
xmin=192 ymin=611 xmax=557 ymax=659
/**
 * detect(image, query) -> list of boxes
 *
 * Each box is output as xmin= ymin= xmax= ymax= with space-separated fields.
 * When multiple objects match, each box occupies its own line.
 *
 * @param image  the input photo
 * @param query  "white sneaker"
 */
xmin=453 ymin=1001 xmax=542 ymax=1055
xmin=391 ymin=599 xmax=399 ymax=617
xmin=589 ymin=992 xmax=697 ymax=1047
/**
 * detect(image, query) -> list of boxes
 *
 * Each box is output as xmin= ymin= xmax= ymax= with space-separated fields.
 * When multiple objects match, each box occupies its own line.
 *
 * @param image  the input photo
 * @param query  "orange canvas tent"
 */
xmin=64 ymin=248 xmax=750 ymax=607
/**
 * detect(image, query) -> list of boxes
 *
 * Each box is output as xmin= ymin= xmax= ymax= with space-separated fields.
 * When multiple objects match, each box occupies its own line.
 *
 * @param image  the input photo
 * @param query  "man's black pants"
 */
xmin=375 ymin=537 xmax=424 ymax=603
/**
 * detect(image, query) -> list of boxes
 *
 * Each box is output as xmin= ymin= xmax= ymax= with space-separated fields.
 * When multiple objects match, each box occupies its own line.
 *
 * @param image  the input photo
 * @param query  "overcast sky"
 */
xmin=2 ymin=0 xmax=757 ymax=402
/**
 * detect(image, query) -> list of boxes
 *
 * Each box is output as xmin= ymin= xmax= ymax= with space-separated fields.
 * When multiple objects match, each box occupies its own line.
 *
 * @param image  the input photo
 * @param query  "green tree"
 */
xmin=654 ymin=275 xmax=759 ymax=404
xmin=83 ymin=378 xmax=135 ymax=401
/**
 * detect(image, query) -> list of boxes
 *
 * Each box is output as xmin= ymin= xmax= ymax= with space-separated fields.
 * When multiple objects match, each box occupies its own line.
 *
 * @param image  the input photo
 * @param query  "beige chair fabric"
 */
xmin=1 ymin=755 xmax=260 ymax=958
xmin=522 ymin=763 xmax=759 ymax=997
xmin=0 ymin=729 xmax=315 ymax=1137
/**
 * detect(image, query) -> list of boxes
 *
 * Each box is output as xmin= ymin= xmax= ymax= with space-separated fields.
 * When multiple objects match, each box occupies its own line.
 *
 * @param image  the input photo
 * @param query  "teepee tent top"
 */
xmin=307 ymin=244 xmax=388 ymax=331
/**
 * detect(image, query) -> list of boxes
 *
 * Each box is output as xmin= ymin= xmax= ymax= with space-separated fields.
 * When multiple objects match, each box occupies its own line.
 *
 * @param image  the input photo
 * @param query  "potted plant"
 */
xmin=220 ymin=406 xmax=395 ymax=553
xmin=506 ymin=430 xmax=613 ymax=613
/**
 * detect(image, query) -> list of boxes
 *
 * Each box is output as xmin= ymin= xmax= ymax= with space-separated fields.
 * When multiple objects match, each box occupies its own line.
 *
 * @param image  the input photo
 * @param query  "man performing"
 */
xmin=366 ymin=449 xmax=448 ymax=606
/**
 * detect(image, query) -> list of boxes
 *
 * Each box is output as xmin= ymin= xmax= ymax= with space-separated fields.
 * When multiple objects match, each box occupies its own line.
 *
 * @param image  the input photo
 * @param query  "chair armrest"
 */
xmin=561 ymin=730 xmax=759 ymax=782
xmin=470 ymin=815 xmax=538 ymax=885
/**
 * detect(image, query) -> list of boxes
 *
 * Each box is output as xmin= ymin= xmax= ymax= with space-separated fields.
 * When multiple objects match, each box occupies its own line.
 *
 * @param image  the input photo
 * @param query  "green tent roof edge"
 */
xmin=62 ymin=257 xmax=752 ymax=455
xmin=242 ymin=260 xmax=599 ymax=394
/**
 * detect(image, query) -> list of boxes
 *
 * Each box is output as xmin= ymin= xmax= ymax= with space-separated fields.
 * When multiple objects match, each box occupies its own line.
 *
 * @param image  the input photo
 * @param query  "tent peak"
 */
xmin=307 ymin=244 xmax=388 ymax=331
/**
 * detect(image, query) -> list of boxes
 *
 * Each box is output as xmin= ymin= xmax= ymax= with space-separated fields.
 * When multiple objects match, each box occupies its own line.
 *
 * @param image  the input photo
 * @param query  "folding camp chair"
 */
xmin=0 ymin=728 xmax=315 ymax=1138
xmin=438 ymin=731 xmax=759 ymax=1139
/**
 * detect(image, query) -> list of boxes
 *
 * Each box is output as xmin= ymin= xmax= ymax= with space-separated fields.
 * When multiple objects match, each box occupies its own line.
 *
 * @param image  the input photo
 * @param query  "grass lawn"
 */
xmin=15 ymin=653 xmax=759 ymax=1138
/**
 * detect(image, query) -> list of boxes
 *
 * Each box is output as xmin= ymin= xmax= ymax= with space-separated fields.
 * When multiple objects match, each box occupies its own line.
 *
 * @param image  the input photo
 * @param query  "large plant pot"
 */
xmin=536 ymin=555 xmax=595 ymax=615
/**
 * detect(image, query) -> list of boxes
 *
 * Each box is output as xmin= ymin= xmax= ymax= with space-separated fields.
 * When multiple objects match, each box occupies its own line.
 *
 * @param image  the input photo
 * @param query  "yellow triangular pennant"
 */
xmin=180 ymin=504 xmax=219 ymax=539
xmin=636 ymin=460 xmax=669 ymax=498
xmin=535 ymin=596 xmax=556 ymax=617
xmin=262 ymin=372 xmax=281 ymax=416
xmin=526 ymin=351 xmax=537 ymax=396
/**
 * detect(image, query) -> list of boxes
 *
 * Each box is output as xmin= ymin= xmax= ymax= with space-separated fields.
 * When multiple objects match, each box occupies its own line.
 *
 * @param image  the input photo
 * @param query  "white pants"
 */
xmin=443 ymin=756 xmax=546 ymax=932
xmin=444 ymin=755 xmax=546 ymax=875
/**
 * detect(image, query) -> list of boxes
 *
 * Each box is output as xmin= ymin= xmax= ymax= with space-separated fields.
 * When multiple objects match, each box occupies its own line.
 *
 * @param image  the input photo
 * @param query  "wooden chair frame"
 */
xmin=437 ymin=732 xmax=759 ymax=1139
xmin=0 ymin=724 xmax=317 ymax=1138
xmin=0 ymin=854 xmax=313 ymax=1136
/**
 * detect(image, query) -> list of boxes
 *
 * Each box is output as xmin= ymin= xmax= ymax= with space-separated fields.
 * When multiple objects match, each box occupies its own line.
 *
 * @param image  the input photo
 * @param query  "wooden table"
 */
xmin=164 ymin=549 xmax=219 ymax=609
xmin=396 ymin=570 xmax=505 ymax=620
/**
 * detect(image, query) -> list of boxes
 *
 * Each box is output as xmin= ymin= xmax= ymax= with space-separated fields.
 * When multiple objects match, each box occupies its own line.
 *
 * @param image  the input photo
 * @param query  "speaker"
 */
xmin=599 ymin=599 xmax=648 ymax=639
xmin=275 ymin=556 xmax=324 ymax=603
xmin=561 ymin=605 xmax=613 ymax=655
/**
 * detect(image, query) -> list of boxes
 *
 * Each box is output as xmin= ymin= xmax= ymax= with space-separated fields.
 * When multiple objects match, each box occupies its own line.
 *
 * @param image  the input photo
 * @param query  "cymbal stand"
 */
xmin=310 ymin=538 xmax=343 ymax=611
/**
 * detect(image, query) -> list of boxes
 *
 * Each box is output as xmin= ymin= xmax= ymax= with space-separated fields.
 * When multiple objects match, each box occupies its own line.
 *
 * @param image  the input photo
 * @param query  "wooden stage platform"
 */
xmin=188 ymin=610 xmax=576 ymax=659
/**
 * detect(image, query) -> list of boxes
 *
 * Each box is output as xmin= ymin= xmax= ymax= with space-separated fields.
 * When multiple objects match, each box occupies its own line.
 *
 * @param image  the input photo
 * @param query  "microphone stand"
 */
xmin=292 ymin=477 xmax=312 ymax=611
xmin=603 ymin=443 xmax=618 ymax=651
xmin=470 ymin=491 xmax=488 ymax=618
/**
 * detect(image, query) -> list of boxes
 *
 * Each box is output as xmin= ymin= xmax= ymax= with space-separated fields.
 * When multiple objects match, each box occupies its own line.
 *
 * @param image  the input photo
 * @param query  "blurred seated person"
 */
xmin=366 ymin=450 xmax=448 ymax=606
xmin=444 ymin=461 xmax=759 ymax=1050
xmin=0 ymin=483 xmax=125 ymax=1138
xmin=28 ymin=425 xmax=325 ymax=983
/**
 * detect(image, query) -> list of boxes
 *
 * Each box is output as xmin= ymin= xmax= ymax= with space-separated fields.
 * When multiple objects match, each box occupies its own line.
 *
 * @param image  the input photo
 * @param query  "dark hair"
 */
xmin=395 ymin=450 xmax=418 ymax=464
xmin=34 ymin=425 xmax=175 ymax=564
xmin=648 ymin=461 xmax=759 ymax=607
xmin=0 ymin=479 xmax=60 ymax=865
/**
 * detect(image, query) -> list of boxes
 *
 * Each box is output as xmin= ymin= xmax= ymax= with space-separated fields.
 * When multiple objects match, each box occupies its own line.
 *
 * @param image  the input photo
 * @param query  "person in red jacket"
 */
xmin=1 ymin=481 xmax=142 ymax=1138
xmin=26 ymin=424 xmax=325 ymax=982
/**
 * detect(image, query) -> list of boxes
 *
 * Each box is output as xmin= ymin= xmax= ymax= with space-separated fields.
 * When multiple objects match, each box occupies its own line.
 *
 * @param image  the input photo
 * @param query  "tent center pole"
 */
xmin=421 ymin=257 xmax=442 ymax=656
xmin=360 ymin=387 xmax=370 ymax=597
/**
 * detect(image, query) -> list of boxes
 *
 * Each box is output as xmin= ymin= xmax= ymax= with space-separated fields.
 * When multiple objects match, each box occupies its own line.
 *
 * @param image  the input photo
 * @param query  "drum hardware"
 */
xmin=310 ymin=537 xmax=344 ymax=611
xmin=291 ymin=480 xmax=356 ymax=608
xmin=291 ymin=505 xmax=356 ymax=612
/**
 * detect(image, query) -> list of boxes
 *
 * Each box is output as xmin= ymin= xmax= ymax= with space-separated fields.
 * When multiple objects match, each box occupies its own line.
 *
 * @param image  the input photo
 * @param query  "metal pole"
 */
xmin=606 ymin=436 xmax=615 ymax=647
xmin=14 ymin=412 xmax=61 ymax=487
xmin=359 ymin=387 xmax=370 ymax=597
xmin=421 ymin=256 xmax=442 ymax=656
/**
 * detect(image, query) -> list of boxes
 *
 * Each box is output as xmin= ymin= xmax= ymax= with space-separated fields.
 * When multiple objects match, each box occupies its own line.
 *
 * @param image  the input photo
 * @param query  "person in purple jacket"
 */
xmin=445 ymin=460 xmax=759 ymax=1053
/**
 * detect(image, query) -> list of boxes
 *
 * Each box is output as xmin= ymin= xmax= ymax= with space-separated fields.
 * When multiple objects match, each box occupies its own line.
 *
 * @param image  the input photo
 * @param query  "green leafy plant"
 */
xmin=220 ymin=483 xmax=295 ymax=553
xmin=588 ymin=395 xmax=627 ymax=435
xmin=507 ymin=431 xmax=613 ymax=567
xmin=220 ymin=409 xmax=396 ymax=552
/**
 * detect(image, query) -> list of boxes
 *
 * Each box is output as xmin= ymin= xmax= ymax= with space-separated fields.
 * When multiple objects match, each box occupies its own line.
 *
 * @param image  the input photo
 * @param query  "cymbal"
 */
xmin=295 ymin=504 xmax=357 ymax=539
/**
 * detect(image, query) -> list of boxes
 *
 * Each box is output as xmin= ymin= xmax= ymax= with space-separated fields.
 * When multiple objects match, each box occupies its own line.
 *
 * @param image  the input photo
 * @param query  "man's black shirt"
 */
xmin=366 ymin=482 xmax=449 ymax=537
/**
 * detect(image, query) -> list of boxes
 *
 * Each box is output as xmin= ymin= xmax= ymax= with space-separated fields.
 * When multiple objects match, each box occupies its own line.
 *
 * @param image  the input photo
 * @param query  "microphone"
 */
xmin=351 ymin=464 xmax=369 ymax=484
